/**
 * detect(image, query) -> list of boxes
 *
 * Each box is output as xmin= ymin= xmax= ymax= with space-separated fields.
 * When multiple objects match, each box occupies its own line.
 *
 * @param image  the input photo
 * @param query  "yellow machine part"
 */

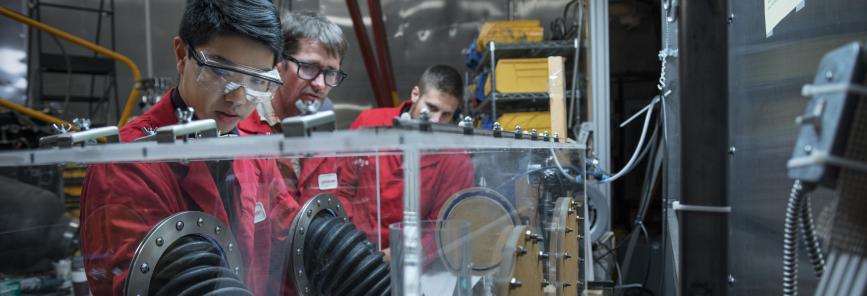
xmin=477 ymin=20 xmax=544 ymax=50
xmin=498 ymin=112 xmax=551 ymax=133
xmin=486 ymin=58 xmax=550 ymax=94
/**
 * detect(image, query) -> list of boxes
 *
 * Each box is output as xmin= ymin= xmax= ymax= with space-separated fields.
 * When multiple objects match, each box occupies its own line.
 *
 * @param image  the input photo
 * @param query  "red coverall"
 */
xmin=350 ymin=100 xmax=475 ymax=248
xmin=237 ymin=114 xmax=373 ymax=232
xmin=80 ymin=89 xmax=300 ymax=295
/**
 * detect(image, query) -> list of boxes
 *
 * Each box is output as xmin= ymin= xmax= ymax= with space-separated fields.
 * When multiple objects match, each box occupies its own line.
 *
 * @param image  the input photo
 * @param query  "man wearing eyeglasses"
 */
xmin=238 ymin=12 xmax=369 ymax=229
xmin=79 ymin=1 xmax=300 ymax=295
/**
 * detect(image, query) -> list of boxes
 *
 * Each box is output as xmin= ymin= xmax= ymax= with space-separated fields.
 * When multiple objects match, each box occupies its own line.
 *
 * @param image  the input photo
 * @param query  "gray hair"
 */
xmin=280 ymin=11 xmax=348 ymax=61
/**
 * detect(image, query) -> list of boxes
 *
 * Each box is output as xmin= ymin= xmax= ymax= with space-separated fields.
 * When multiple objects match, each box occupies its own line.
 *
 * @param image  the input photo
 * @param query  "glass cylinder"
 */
xmin=390 ymin=220 xmax=471 ymax=296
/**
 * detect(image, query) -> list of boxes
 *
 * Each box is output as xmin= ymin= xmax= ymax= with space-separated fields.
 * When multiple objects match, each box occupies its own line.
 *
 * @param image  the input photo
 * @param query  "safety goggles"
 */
xmin=283 ymin=56 xmax=348 ymax=87
xmin=188 ymin=46 xmax=282 ymax=103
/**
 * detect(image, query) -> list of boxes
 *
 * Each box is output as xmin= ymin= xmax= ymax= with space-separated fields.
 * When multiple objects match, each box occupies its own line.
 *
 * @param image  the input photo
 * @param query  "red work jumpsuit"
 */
xmin=350 ymin=100 xmax=475 ymax=248
xmin=237 ymin=114 xmax=373 ymax=232
xmin=80 ymin=89 xmax=300 ymax=296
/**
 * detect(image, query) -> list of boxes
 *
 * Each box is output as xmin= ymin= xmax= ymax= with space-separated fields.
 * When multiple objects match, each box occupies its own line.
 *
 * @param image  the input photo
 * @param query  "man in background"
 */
xmin=350 ymin=65 xmax=476 ymax=258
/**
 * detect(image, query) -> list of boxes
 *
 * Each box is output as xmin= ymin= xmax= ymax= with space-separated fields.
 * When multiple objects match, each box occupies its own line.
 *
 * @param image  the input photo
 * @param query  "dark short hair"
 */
xmin=417 ymin=65 xmax=463 ymax=103
xmin=179 ymin=0 xmax=283 ymax=64
xmin=281 ymin=11 xmax=348 ymax=61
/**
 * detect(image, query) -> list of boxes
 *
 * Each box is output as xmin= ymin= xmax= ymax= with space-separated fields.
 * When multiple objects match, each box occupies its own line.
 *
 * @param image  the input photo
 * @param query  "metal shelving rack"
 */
xmin=471 ymin=39 xmax=581 ymax=124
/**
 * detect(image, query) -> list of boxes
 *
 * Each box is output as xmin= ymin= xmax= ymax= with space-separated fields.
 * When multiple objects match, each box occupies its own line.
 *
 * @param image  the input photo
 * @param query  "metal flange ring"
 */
xmin=124 ymin=211 xmax=244 ymax=296
xmin=288 ymin=193 xmax=348 ymax=295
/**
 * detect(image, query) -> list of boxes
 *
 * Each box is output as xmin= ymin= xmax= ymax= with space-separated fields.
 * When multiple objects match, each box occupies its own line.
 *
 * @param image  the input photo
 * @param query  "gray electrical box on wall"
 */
xmin=788 ymin=43 xmax=866 ymax=188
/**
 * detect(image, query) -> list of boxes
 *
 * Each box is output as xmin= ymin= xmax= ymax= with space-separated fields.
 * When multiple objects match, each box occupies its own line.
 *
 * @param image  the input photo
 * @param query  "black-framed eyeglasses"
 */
xmin=284 ymin=56 xmax=348 ymax=87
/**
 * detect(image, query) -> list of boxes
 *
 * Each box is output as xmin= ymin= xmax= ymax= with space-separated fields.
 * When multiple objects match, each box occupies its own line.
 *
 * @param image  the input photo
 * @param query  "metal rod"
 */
xmin=144 ymin=0 xmax=153 ymax=78
xmin=490 ymin=41 xmax=497 ymax=120
xmin=402 ymin=148 xmax=422 ymax=296
xmin=0 ymin=96 xmax=75 ymax=128
xmin=37 ymin=2 xmax=113 ymax=14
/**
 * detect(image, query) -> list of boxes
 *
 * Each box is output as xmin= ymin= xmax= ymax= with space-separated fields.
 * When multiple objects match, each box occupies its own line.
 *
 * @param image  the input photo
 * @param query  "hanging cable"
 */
xmin=799 ymin=193 xmax=825 ymax=278
xmin=782 ymin=180 xmax=804 ymax=296
xmin=600 ymin=96 xmax=660 ymax=183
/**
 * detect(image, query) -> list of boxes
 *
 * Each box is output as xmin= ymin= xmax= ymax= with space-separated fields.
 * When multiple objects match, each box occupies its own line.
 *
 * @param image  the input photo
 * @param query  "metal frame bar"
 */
xmin=589 ymin=0 xmax=612 ymax=240
xmin=0 ymin=129 xmax=585 ymax=167
xmin=490 ymin=41 xmax=498 ymax=120
xmin=677 ymin=0 xmax=729 ymax=293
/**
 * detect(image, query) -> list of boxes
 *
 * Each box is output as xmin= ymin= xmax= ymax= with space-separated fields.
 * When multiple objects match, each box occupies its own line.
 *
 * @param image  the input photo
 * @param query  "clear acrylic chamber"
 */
xmin=0 ymin=126 xmax=588 ymax=296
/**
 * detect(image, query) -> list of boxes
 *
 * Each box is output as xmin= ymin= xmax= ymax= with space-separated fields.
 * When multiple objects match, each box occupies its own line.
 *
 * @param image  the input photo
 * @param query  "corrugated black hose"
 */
xmin=149 ymin=235 xmax=252 ymax=296
xmin=304 ymin=215 xmax=391 ymax=296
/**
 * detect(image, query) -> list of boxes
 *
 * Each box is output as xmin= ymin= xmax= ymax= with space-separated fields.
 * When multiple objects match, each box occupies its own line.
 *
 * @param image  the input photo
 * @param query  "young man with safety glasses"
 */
xmin=79 ymin=1 xmax=300 ymax=295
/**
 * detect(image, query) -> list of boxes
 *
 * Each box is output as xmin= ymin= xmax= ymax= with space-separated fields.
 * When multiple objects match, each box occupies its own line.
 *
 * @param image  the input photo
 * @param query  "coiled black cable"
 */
xmin=304 ymin=214 xmax=390 ymax=296
xmin=783 ymin=180 xmax=803 ymax=296
xmin=149 ymin=235 xmax=251 ymax=296
xmin=783 ymin=180 xmax=826 ymax=296
xmin=799 ymin=194 xmax=825 ymax=278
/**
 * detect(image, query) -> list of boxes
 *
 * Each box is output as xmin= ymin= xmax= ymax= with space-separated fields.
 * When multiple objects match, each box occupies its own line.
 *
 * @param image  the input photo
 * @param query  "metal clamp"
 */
xmin=671 ymin=201 xmax=731 ymax=213
xmin=281 ymin=110 xmax=336 ymax=137
xmin=802 ymin=82 xmax=867 ymax=97
xmin=39 ymin=126 xmax=120 ymax=148
xmin=134 ymin=119 xmax=218 ymax=143
xmin=788 ymin=150 xmax=867 ymax=174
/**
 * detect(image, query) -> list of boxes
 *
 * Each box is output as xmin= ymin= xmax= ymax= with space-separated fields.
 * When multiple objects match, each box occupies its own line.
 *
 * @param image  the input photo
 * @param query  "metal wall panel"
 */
xmin=727 ymin=0 xmax=867 ymax=294
xmin=0 ymin=1 xmax=29 ymax=105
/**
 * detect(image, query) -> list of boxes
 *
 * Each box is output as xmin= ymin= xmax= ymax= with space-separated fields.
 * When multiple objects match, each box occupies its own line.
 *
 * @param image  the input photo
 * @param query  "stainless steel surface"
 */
xmin=124 ymin=211 xmax=244 ymax=296
xmin=588 ymin=0 xmax=611 ymax=245
xmin=0 ymin=0 xmax=29 ymax=105
xmin=727 ymin=0 xmax=867 ymax=294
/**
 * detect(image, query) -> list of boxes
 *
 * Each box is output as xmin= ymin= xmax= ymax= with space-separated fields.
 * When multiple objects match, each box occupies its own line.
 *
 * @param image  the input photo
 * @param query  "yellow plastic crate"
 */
xmin=477 ymin=20 xmax=544 ymax=50
xmin=485 ymin=58 xmax=549 ymax=94
xmin=498 ymin=112 xmax=551 ymax=133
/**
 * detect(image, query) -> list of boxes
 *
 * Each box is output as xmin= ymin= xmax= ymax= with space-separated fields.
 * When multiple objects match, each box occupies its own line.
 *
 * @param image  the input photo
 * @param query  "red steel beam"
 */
xmin=367 ymin=0 xmax=399 ymax=106
xmin=346 ymin=0 xmax=389 ymax=107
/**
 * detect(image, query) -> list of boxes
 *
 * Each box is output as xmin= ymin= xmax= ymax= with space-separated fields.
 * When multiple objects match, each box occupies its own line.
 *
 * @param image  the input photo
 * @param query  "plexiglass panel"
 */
xmin=0 ymin=129 xmax=586 ymax=296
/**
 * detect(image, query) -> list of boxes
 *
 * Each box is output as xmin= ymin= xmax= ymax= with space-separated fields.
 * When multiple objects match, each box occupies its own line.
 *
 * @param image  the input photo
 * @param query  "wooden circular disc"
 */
xmin=437 ymin=187 xmax=519 ymax=274
xmin=495 ymin=225 xmax=544 ymax=296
